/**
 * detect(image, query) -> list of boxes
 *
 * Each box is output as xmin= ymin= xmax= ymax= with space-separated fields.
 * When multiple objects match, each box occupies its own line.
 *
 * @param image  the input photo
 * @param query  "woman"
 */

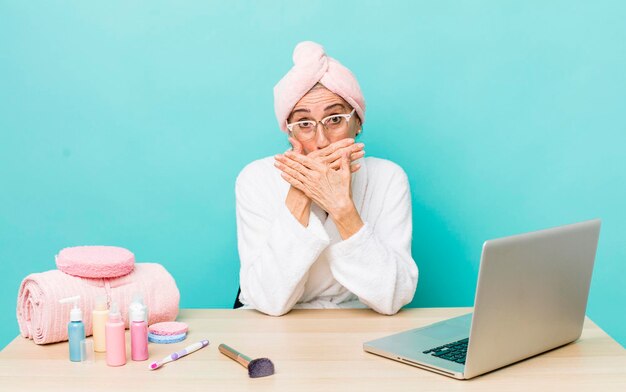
xmin=235 ymin=41 xmax=418 ymax=316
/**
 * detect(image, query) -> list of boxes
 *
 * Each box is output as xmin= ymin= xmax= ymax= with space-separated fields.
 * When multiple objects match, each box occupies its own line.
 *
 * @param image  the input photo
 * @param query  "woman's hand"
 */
xmin=288 ymin=137 xmax=364 ymax=172
xmin=275 ymin=151 xmax=354 ymax=218
xmin=275 ymin=150 xmax=364 ymax=239
xmin=280 ymin=138 xmax=365 ymax=233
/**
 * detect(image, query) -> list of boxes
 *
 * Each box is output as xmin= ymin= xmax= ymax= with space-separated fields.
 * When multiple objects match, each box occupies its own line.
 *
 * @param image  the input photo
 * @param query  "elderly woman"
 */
xmin=235 ymin=41 xmax=418 ymax=316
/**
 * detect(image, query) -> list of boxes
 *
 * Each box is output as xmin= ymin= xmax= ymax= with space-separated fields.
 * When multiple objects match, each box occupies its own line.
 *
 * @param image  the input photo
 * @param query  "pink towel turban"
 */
xmin=274 ymin=41 xmax=366 ymax=132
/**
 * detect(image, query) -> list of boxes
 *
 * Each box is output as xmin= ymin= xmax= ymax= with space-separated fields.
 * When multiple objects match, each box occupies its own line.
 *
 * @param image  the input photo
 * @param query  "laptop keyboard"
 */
xmin=422 ymin=338 xmax=468 ymax=364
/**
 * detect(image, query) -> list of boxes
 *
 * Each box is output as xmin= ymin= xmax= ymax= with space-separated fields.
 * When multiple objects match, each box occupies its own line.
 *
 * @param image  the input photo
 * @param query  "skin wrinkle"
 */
xmin=290 ymin=103 xmax=347 ymax=120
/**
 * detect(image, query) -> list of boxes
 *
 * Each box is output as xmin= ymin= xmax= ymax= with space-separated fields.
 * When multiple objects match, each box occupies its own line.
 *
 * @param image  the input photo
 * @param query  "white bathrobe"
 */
xmin=235 ymin=156 xmax=418 ymax=316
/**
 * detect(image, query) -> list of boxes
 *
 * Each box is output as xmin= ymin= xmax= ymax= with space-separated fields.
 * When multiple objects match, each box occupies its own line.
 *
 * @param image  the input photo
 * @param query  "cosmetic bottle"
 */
xmin=130 ymin=309 xmax=149 ymax=361
xmin=59 ymin=296 xmax=85 ymax=362
xmin=105 ymin=302 xmax=126 ymax=366
xmin=92 ymin=295 xmax=108 ymax=353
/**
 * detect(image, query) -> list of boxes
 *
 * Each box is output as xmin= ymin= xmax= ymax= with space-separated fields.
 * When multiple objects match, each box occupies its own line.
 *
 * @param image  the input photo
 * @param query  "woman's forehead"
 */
xmin=292 ymin=87 xmax=349 ymax=114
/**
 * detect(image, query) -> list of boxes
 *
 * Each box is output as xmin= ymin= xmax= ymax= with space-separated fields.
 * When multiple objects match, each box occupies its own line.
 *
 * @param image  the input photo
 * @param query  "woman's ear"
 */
xmin=354 ymin=128 xmax=363 ymax=141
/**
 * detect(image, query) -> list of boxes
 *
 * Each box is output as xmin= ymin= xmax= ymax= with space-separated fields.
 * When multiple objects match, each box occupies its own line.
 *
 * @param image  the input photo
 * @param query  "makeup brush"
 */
xmin=218 ymin=343 xmax=275 ymax=378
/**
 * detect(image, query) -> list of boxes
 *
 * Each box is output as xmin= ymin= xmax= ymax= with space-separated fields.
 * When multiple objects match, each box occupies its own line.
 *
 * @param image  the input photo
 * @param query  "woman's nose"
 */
xmin=315 ymin=123 xmax=330 ymax=149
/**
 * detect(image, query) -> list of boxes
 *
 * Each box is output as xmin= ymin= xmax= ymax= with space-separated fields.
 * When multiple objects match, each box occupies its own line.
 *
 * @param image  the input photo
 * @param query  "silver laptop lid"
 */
xmin=464 ymin=219 xmax=601 ymax=378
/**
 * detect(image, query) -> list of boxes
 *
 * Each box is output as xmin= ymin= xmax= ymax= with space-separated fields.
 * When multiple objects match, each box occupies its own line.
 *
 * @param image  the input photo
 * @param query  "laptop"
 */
xmin=363 ymin=219 xmax=601 ymax=379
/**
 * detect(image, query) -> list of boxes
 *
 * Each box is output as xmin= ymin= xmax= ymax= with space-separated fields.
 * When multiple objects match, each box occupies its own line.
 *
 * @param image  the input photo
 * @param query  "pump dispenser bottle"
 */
xmin=59 ymin=296 xmax=85 ymax=362
xmin=130 ymin=309 xmax=148 ymax=361
xmin=92 ymin=296 xmax=108 ymax=352
xmin=105 ymin=302 xmax=126 ymax=366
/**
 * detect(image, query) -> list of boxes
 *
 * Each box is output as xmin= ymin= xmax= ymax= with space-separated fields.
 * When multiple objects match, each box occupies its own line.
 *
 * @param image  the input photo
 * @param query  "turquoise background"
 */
xmin=1 ymin=1 xmax=624 ymax=350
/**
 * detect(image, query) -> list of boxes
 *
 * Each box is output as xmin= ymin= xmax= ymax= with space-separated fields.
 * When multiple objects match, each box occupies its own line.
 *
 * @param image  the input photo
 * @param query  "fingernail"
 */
xmin=358 ymin=143 xmax=365 ymax=147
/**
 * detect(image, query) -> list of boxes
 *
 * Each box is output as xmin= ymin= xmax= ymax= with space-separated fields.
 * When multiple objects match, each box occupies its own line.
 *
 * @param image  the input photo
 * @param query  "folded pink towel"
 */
xmin=17 ymin=263 xmax=180 ymax=345
xmin=273 ymin=41 xmax=366 ymax=132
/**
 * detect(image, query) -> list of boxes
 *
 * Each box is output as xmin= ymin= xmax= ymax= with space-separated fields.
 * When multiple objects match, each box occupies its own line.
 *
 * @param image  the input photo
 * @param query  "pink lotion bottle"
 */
xmin=130 ymin=309 xmax=148 ymax=361
xmin=105 ymin=302 xmax=126 ymax=366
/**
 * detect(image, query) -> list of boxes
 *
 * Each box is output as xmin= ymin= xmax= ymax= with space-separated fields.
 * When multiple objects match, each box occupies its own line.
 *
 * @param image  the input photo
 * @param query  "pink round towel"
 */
xmin=148 ymin=322 xmax=189 ymax=336
xmin=55 ymin=246 xmax=135 ymax=278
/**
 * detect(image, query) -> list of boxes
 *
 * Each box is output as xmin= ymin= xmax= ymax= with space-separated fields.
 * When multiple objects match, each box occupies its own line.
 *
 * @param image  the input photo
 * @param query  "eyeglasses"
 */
xmin=286 ymin=109 xmax=356 ymax=142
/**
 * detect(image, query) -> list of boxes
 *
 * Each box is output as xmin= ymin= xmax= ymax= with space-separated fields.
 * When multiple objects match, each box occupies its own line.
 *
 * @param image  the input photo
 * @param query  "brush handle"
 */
xmin=172 ymin=339 xmax=209 ymax=360
xmin=149 ymin=340 xmax=209 ymax=370
xmin=218 ymin=344 xmax=252 ymax=368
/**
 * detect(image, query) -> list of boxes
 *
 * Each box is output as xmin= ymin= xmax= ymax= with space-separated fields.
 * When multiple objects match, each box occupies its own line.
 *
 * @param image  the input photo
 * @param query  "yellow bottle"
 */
xmin=92 ymin=296 xmax=108 ymax=352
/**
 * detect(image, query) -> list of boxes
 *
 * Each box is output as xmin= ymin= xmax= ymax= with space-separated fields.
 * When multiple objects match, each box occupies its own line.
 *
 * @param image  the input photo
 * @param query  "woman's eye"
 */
xmin=299 ymin=121 xmax=314 ymax=128
xmin=328 ymin=116 xmax=342 ymax=124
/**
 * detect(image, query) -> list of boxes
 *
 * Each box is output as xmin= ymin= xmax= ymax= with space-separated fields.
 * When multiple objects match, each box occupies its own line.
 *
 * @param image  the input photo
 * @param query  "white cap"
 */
xmin=59 ymin=295 xmax=82 ymax=322
xmin=131 ymin=292 xmax=144 ymax=305
xmin=131 ymin=309 xmax=146 ymax=322
xmin=108 ymin=302 xmax=121 ymax=322
xmin=129 ymin=292 xmax=148 ymax=323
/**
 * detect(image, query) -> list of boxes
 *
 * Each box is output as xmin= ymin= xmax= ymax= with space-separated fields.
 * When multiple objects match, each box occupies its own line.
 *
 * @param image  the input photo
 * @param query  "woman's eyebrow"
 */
xmin=291 ymin=108 xmax=310 ymax=116
xmin=324 ymin=103 xmax=346 ymax=112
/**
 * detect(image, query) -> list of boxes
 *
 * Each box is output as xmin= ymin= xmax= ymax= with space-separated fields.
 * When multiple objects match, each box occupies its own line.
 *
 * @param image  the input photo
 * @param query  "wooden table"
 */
xmin=1 ymin=308 xmax=625 ymax=391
